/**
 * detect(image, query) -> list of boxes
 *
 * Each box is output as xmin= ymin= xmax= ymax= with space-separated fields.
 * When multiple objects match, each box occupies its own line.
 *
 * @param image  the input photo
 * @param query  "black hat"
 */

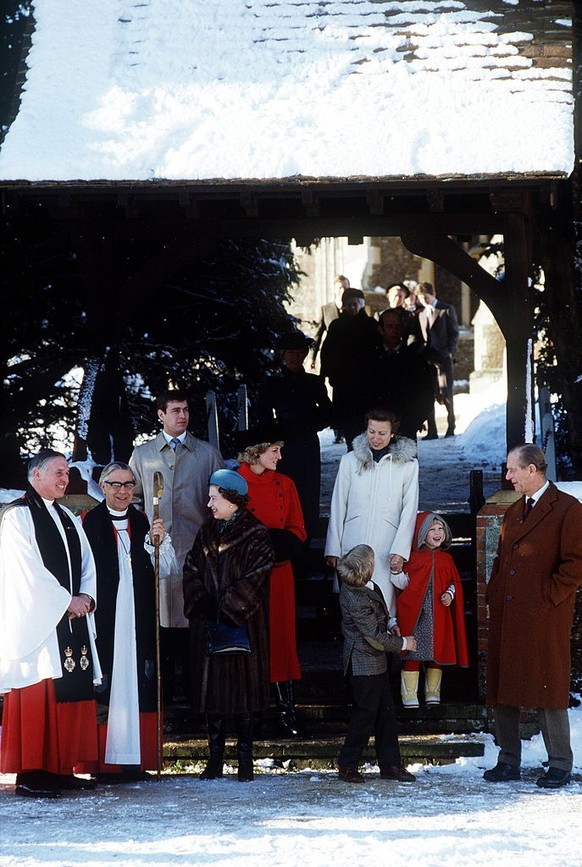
xmin=275 ymin=331 xmax=313 ymax=351
xmin=235 ymin=424 xmax=285 ymax=451
xmin=341 ymin=288 xmax=365 ymax=305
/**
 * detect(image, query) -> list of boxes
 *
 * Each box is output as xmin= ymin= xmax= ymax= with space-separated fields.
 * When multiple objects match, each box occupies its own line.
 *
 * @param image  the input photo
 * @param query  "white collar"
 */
xmin=162 ymin=431 xmax=186 ymax=445
xmin=528 ymin=480 xmax=549 ymax=505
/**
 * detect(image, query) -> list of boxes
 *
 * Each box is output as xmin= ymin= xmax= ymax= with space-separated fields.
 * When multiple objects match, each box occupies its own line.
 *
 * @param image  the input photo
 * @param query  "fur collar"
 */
xmin=352 ymin=433 xmax=417 ymax=474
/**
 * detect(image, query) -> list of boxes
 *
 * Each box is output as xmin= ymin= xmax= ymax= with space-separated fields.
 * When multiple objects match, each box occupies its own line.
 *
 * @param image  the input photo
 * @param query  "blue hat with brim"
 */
xmin=209 ymin=469 xmax=248 ymax=496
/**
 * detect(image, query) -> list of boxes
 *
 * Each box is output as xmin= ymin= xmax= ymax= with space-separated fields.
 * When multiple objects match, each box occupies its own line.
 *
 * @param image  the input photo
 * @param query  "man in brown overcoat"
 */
xmin=484 ymin=443 xmax=582 ymax=789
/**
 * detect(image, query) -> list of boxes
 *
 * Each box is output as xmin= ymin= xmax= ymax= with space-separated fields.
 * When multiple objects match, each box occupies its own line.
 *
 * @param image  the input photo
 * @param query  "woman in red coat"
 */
xmin=397 ymin=512 xmax=468 ymax=708
xmin=237 ymin=427 xmax=307 ymax=736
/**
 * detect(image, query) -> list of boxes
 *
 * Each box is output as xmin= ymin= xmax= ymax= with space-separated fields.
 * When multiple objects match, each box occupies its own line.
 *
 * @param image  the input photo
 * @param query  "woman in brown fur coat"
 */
xmin=183 ymin=469 xmax=274 ymax=782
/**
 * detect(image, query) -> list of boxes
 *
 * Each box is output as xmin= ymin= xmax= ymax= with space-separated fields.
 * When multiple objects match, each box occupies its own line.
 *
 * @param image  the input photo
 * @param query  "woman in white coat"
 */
xmin=325 ymin=407 xmax=419 ymax=624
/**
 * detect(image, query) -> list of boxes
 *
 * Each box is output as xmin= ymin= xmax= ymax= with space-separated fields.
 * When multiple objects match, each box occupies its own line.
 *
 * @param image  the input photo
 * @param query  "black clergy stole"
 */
xmin=21 ymin=489 xmax=94 ymax=702
xmin=82 ymin=502 xmax=157 ymax=713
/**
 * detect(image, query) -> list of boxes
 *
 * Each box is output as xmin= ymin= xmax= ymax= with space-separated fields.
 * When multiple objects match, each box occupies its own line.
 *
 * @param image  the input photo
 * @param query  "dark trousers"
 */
xmin=494 ymin=704 xmax=573 ymax=772
xmin=427 ymin=356 xmax=455 ymax=433
xmin=338 ymin=666 xmax=401 ymax=769
xmin=161 ymin=626 xmax=191 ymax=703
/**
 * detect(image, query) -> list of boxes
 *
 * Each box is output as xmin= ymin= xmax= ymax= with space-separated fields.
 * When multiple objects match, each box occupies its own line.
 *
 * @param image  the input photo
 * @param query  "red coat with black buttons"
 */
xmin=237 ymin=462 xmax=306 ymax=682
xmin=486 ymin=483 xmax=582 ymax=708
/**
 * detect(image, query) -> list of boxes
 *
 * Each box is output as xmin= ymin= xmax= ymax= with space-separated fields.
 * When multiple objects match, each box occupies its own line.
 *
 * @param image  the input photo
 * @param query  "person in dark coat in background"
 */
xmin=336 ymin=544 xmax=417 ymax=784
xmin=320 ymin=288 xmax=378 ymax=450
xmin=484 ymin=444 xmax=582 ymax=789
xmin=257 ymin=331 xmax=333 ymax=538
xmin=370 ymin=308 xmax=435 ymax=440
xmin=80 ymin=461 xmax=177 ymax=781
xmin=183 ymin=470 xmax=274 ymax=782
xmin=416 ymin=282 xmax=459 ymax=439
xmin=309 ymin=274 xmax=350 ymax=371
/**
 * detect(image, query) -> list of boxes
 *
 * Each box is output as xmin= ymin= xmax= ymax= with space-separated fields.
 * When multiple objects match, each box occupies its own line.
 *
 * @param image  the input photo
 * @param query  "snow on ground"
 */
xmin=417 ymin=384 xmax=508 ymax=512
xmin=2 ymin=717 xmax=582 ymax=867
xmin=0 ymin=1 xmax=574 ymax=181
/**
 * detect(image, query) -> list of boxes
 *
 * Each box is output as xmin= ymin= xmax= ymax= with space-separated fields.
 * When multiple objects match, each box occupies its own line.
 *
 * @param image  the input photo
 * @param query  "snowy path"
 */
xmin=1 ymin=760 xmax=581 ymax=867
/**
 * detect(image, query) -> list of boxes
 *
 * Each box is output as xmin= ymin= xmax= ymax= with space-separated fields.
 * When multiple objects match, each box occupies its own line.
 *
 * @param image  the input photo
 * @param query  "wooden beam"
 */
xmin=501 ymin=210 xmax=535 ymax=449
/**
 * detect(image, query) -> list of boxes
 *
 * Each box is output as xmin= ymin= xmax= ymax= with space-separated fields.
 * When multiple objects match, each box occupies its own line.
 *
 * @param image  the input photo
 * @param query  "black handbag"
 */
xmin=206 ymin=620 xmax=251 ymax=656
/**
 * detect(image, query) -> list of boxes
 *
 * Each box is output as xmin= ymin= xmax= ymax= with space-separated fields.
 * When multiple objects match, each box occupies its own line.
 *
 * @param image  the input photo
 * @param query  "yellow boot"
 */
xmin=425 ymin=667 xmax=442 ymax=705
xmin=401 ymin=671 xmax=419 ymax=708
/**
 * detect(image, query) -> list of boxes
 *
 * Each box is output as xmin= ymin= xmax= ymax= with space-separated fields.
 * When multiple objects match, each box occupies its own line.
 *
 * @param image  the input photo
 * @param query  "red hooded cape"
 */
xmin=397 ymin=511 xmax=469 ymax=667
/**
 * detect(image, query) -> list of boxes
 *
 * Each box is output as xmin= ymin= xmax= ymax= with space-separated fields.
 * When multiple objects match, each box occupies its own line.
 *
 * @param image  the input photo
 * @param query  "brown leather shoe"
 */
xmin=338 ymin=765 xmax=365 ymax=783
xmin=380 ymin=765 xmax=416 ymax=782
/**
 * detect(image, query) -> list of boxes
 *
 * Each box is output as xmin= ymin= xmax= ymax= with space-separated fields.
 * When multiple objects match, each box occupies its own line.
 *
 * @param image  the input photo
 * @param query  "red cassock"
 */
xmin=238 ymin=463 xmax=306 ymax=682
xmin=398 ymin=525 xmax=469 ymax=668
xmin=1 ymin=679 xmax=98 ymax=775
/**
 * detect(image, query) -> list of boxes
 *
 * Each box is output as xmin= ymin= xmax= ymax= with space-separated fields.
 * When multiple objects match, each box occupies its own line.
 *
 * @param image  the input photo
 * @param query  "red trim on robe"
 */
xmin=0 ymin=678 xmax=98 ymax=775
xmin=75 ymin=712 xmax=159 ymax=774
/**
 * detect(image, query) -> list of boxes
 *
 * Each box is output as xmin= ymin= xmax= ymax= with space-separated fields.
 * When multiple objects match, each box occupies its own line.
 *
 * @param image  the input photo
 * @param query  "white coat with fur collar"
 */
xmin=325 ymin=434 xmax=419 ymax=616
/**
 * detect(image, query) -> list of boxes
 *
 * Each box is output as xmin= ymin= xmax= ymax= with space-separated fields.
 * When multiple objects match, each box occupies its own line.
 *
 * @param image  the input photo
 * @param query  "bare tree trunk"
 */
xmin=72 ymin=355 xmax=103 ymax=463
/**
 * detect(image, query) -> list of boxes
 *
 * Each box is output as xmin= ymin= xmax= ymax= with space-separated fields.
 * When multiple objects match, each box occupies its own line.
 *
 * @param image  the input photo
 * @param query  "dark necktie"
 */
xmin=523 ymin=497 xmax=535 ymax=519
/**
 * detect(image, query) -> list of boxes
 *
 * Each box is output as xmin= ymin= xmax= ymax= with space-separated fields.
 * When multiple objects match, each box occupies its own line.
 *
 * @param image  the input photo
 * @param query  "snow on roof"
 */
xmin=0 ymin=0 xmax=574 ymax=183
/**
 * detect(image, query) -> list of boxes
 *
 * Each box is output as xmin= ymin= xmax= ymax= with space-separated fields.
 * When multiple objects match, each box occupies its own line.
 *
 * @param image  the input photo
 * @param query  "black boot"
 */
xmin=235 ymin=713 xmax=254 ymax=782
xmin=274 ymin=681 xmax=300 ymax=738
xmin=199 ymin=714 xmax=225 ymax=780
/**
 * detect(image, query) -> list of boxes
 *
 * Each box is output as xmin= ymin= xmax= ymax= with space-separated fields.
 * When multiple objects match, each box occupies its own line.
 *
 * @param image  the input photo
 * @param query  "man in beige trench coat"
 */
xmin=130 ymin=389 xmax=224 ymax=701
xmin=484 ymin=443 xmax=582 ymax=789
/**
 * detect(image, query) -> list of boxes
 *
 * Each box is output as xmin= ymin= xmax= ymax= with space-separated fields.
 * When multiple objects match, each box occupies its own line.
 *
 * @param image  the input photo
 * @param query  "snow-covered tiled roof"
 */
xmin=0 ymin=0 xmax=574 ymax=183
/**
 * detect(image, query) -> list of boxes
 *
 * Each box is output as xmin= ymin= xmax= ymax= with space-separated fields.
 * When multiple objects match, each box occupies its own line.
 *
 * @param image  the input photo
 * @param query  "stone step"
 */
xmin=164 ymin=733 xmax=485 ymax=770
xmin=164 ymin=701 xmax=488 ymax=739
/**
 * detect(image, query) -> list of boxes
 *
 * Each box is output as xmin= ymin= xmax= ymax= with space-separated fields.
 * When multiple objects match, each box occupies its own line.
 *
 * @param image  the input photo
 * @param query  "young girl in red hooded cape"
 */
xmin=397 ymin=511 xmax=469 ymax=708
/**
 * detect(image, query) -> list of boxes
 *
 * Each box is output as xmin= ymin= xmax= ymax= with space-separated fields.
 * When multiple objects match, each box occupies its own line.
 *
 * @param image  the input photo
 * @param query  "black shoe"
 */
xmin=483 ymin=762 xmax=521 ymax=782
xmin=423 ymin=433 xmax=438 ymax=440
xmin=237 ymin=760 xmax=254 ymax=782
xmin=338 ymin=765 xmax=365 ymax=783
xmin=122 ymin=769 xmax=151 ymax=782
xmin=56 ymin=774 xmax=97 ymax=791
xmin=444 ymin=428 xmax=456 ymax=438
xmin=97 ymin=772 xmax=131 ymax=784
xmin=96 ymin=769 xmax=150 ymax=785
xmin=277 ymin=712 xmax=300 ymax=738
xmin=15 ymin=771 xmax=61 ymax=799
xmin=274 ymin=681 xmax=301 ymax=738
xmin=199 ymin=760 xmax=224 ymax=780
xmin=536 ymin=768 xmax=571 ymax=789
xmin=15 ymin=782 xmax=61 ymax=799
xmin=379 ymin=765 xmax=416 ymax=782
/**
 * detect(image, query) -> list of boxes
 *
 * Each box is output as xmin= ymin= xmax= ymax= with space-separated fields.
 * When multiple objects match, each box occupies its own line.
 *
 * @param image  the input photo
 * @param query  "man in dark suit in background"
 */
xmin=320 ymin=288 xmax=378 ymax=450
xmin=370 ymin=307 xmax=435 ymax=440
xmin=310 ymin=275 xmax=350 ymax=444
xmin=310 ymin=275 xmax=350 ymax=372
xmin=417 ymin=282 xmax=459 ymax=439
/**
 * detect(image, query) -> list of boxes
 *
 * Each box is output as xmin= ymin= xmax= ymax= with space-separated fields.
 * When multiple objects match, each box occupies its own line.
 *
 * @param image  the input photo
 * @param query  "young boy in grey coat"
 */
xmin=337 ymin=544 xmax=417 ymax=783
